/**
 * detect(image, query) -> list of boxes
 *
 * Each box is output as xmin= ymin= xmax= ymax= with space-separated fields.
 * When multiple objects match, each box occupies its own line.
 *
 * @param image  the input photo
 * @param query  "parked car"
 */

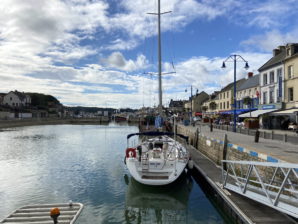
xmin=288 ymin=123 xmax=298 ymax=131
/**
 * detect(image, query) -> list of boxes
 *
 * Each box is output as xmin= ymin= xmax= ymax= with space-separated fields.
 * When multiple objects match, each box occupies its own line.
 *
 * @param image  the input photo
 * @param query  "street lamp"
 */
xmin=221 ymin=55 xmax=249 ymax=132
xmin=185 ymin=86 xmax=198 ymax=123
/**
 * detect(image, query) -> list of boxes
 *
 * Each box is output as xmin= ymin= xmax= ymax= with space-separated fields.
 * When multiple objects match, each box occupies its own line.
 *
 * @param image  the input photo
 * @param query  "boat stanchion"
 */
xmin=50 ymin=207 xmax=60 ymax=224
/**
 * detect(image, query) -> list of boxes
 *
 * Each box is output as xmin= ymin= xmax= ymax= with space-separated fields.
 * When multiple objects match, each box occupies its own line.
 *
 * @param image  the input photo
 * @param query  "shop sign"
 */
xmin=262 ymin=105 xmax=275 ymax=110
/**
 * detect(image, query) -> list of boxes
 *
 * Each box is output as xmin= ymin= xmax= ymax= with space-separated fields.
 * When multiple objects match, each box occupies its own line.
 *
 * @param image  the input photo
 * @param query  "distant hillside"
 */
xmin=27 ymin=93 xmax=60 ymax=109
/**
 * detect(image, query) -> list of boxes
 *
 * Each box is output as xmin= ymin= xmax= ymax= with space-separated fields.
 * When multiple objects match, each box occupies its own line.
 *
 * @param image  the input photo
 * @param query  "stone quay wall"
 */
xmin=177 ymin=125 xmax=270 ymax=165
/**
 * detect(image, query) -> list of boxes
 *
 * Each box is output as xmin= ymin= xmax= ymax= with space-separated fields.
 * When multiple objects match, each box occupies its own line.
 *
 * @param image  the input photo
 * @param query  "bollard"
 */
xmin=210 ymin=120 xmax=213 ymax=132
xmin=254 ymin=130 xmax=260 ymax=143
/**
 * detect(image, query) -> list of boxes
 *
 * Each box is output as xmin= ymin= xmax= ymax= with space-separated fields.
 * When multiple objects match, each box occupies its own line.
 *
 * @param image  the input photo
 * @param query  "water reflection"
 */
xmin=124 ymin=172 xmax=193 ymax=223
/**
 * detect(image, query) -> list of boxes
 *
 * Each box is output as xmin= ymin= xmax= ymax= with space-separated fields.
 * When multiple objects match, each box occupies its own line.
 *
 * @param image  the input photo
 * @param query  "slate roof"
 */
xmin=258 ymin=48 xmax=286 ymax=72
xmin=13 ymin=91 xmax=27 ymax=101
xmin=169 ymin=100 xmax=184 ymax=108
xmin=237 ymin=74 xmax=260 ymax=91
xmin=220 ymin=78 xmax=246 ymax=92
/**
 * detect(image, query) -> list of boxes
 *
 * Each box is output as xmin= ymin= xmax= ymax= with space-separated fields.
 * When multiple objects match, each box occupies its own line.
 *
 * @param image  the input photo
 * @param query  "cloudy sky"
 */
xmin=0 ymin=0 xmax=297 ymax=108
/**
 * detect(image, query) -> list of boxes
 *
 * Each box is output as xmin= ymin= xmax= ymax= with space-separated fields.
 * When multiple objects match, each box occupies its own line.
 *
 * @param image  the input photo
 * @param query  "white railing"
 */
xmin=222 ymin=160 xmax=298 ymax=218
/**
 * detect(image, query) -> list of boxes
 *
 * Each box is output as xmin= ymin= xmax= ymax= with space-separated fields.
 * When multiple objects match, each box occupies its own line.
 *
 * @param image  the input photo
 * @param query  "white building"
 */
xmin=3 ymin=91 xmax=31 ymax=107
xmin=258 ymin=46 xmax=285 ymax=110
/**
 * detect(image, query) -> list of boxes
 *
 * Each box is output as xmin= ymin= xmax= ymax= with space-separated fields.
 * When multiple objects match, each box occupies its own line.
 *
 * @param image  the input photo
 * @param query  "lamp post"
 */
xmin=185 ymin=86 xmax=198 ymax=122
xmin=222 ymin=55 xmax=249 ymax=132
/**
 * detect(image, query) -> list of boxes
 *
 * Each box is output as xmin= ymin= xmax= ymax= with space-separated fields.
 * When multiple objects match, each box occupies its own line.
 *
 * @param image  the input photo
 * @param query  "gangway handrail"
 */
xmin=222 ymin=160 xmax=298 ymax=168
xmin=221 ymin=160 xmax=298 ymax=219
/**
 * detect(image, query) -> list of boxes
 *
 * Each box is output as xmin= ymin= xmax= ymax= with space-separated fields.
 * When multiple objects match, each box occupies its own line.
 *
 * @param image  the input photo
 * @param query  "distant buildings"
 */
xmin=2 ymin=90 xmax=31 ymax=107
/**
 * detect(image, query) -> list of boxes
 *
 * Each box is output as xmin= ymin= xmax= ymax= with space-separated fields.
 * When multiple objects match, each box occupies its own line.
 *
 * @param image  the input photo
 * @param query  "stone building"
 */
xmin=283 ymin=43 xmax=298 ymax=109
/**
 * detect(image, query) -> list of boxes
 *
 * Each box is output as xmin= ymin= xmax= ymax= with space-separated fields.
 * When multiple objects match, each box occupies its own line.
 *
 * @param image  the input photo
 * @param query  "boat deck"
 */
xmin=1 ymin=203 xmax=83 ymax=224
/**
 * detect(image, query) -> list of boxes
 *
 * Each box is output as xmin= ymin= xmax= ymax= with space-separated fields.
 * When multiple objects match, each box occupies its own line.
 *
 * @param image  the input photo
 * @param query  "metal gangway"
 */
xmin=221 ymin=160 xmax=298 ymax=218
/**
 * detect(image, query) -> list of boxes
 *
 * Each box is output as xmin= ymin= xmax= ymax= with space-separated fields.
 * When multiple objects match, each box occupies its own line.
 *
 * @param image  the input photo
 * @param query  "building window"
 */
xmin=288 ymin=88 xmax=294 ymax=101
xmin=269 ymin=88 xmax=274 ymax=103
xmin=223 ymin=102 xmax=225 ymax=109
xmin=263 ymin=73 xmax=267 ymax=85
xmin=227 ymin=101 xmax=229 ymax=109
xmin=287 ymin=48 xmax=291 ymax=56
xmin=223 ymin=92 xmax=225 ymax=99
xmin=220 ymin=103 xmax=222 ymax=109
xmin=288 ymin=65 xmax=293 ymax=79
xmin=270 ymin=71 xmax=274 ymax=83
xmin=276 ymin=89 xmax=280 ymax=103
xmin=10 ymin=97 xmax=12 ymax=101
xmin=263 ymin=92 xmax=267 ymax=104
xmin=227 ymin=92 xmax=229 ymax=98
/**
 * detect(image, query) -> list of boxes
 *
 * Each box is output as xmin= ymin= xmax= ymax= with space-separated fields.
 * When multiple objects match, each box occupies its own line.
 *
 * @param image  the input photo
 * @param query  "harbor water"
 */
xmin=0 ymin=124 xmax=234 ymax=223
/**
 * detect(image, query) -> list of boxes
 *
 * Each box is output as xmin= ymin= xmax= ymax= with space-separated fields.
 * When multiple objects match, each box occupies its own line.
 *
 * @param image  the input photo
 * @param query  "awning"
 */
xmin=272 ymin=108 xmax=298 ymax=115
xmin=239 ymin=109 xmax=277 ymax=118
xmin=195 ymin=112 xmax=202 ymax=116
xmin=220 ymin=108 xmax=256 ymax=115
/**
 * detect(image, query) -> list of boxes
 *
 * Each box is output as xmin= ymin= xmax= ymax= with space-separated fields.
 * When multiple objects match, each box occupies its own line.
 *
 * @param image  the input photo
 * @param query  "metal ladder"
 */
xmin=141 ymin=156 xmax=149 ymax=171
xmin=222 ymin=160 xmax=298 ymax=218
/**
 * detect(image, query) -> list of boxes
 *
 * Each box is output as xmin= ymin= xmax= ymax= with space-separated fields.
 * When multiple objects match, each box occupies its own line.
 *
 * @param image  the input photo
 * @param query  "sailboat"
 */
xmin=125 ymin=0 xmax=190 ymax=186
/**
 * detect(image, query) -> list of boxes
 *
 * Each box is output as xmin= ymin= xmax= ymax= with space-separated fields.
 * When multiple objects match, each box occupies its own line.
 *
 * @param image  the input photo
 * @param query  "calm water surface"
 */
xmin=0 ymin=124 xmax=232 ymax=223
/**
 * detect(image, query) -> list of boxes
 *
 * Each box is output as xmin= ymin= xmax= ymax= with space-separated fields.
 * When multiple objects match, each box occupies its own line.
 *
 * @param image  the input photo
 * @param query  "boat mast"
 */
xmin=157 ymin=0 xmax=162 ymax=115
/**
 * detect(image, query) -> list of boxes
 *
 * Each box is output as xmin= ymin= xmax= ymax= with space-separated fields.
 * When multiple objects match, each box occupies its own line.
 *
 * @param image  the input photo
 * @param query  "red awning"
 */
xmin=195 ymin=112 xmax=202 ymax=116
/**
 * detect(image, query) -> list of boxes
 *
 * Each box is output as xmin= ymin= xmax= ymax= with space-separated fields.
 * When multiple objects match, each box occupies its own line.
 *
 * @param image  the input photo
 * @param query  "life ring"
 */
xmin=126 ymin=148 xmax=136 ymax=158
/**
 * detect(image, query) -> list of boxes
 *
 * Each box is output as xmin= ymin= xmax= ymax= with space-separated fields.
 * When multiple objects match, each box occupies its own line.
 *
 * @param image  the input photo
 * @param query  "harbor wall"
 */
xmin=177 ymin=125 xmax=281 ymax=165
xmin=0 ymin=117 xmax=110 ymax=129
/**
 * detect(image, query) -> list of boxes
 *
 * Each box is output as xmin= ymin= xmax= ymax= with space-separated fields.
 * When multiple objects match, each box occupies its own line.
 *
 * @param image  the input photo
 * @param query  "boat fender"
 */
xmin=188 ymin=159 xmax=194 ymax=170
xmin=50 ymin=207 xmax=60 ymax=224
xmin=126 ymin=148 xmax=136 ymax=158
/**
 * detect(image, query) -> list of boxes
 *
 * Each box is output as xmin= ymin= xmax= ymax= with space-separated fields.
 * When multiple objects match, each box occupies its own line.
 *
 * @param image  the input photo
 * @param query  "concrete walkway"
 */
xmin=185 ymin=123 xmax=298 ymax=164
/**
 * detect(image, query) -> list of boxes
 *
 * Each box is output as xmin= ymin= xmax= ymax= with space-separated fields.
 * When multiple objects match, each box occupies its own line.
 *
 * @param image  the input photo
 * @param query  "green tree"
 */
xmin=201 ymin=106 xmax=208 ymax=112
xmin=243 ymin=96 xmax=252 ymax=117
xmin=209 ymin=101 xmax=217 ymax=110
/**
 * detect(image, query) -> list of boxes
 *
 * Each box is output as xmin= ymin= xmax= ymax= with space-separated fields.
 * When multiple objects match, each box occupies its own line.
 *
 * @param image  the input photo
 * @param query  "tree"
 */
xmin=209 ymin=101 xmax=217 ymax=110
xmin=243 ymin=96 xmax=252 ymax=117
xmin=243 ymin=96 xmax=252 ymax=107
xmin=202 ymin=106 xmax=208 ymax=112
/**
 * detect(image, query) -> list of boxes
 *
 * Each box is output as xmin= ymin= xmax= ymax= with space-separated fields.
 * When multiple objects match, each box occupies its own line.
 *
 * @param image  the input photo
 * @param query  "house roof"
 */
xmin=10 ymin=91 xmax=28 ymax=101
xmin=237 ymin=74 xmax=260 ymax=91
xmin=169 ymin=99 xmax=184 ymax=108
xmin=258 ymin=48 xmax=286 ymax=72
xmin=220 ymin=78 xmax=246 ymax=92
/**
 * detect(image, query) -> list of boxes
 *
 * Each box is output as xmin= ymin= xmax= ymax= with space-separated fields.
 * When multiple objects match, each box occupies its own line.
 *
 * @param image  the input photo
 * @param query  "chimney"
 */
xmin=248 ymin=72 xmax=253 ymax=78
xmin=273 ymin=49 xmax=280 ymax=56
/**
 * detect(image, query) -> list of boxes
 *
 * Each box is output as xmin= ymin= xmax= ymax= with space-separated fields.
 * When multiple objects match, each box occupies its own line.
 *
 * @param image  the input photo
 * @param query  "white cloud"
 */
xmin=102 ymin=52 xmax=149 ymax=72
xmin=242 ymin=29 xmax=298 ymax=52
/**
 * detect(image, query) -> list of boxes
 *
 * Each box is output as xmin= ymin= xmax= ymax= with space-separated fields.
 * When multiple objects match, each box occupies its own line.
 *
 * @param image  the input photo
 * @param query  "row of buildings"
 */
xmin=169 ymin=43 xmax=298 ymax=129
xmin=0 ymin=91 xmax=62 ymax=119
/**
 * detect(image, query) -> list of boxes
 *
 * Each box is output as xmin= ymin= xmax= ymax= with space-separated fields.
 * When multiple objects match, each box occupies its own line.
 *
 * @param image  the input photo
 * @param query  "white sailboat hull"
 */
xmin=125 ymin=135 xmax=189 ymax=186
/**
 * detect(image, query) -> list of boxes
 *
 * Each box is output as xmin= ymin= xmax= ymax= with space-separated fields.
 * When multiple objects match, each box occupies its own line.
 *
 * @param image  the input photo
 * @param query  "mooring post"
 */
xmin=283 ymin=134 xmax=287 ymax=142
xmin=195 ymin=127 xmax=199 ymax=149
xmin=210 ymin=119 xmax=213 ymax=132
xmin=223 ymin=133 xmax=228 ymax=171
xmin=254 ymin=129 xmax=260 ymax=143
